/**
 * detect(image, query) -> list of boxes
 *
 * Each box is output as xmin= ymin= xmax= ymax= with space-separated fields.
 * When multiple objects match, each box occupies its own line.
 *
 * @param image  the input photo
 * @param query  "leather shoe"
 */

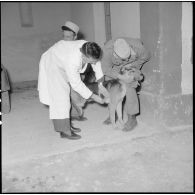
xmin=71 ymin=116 xmax=88 ymax=121
xmin=122 ymin=115 xmax=137 ymax=132
xmin=60 ymin=131 xmax=81 ymax=140
xmin=55 ymin=126 xmax=81 ymax=133
xmin=71 ymin=126 xmax=81 ymax=133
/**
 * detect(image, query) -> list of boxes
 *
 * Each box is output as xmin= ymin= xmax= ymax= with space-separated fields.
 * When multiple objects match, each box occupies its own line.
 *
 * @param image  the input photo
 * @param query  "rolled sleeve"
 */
xmin=66 ymin=63 xmax=93 ymax=99
xmin=130 ymin=48 xmax=151 ymax=69
xmin=91 ymin=61 xmax=104 ymax=81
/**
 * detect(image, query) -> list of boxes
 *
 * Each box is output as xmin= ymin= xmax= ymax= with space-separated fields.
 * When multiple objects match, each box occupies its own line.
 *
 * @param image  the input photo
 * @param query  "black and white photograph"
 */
xmin=1 ymin=1 xmax=193 ymax=193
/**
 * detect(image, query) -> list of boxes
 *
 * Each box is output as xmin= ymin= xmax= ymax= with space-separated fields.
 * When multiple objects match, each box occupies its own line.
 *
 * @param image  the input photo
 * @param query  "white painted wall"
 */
xmin=1 ymin=2 xmax=141 ymax=84
xmin=92 ymin=2 xmax=106 ymax=47
xmin=71 ymin=2 xmax=95 ymax=42
xmin=110 ymin=2 xmax=140 ymax=39
xmin=181 ymin=2 xmax=192 ymax=94
xmin=1 ymin=2 xmax=71 ymax=83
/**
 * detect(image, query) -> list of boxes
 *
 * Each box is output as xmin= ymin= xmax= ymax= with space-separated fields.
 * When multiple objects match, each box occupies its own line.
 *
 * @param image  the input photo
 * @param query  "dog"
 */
xmin=100 ymin=67 xmax=144 ymax=129
xmin=70 ymin=65 xmax=144 ymax=129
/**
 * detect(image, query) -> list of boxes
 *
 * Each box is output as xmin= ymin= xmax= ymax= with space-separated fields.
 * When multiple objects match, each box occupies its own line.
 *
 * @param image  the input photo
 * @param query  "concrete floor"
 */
xmin=2 ymin=89 xmax=193 ymax=192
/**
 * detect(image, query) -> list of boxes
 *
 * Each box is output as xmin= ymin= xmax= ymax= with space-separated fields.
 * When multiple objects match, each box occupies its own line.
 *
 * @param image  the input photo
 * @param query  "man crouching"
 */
xmin=101 ymin=37 xmax=151 ymax=131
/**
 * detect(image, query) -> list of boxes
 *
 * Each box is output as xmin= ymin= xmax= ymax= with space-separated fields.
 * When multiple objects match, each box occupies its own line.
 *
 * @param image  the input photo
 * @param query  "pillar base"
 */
xmin=139 ymin=92 xmax=192 ymax=128
xmin=2 ymin=91 xmax=11 ymax=114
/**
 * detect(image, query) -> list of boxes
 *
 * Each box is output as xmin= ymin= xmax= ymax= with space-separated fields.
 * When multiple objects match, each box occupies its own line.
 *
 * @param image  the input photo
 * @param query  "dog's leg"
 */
xmin=71 ymin=100 xmax=84 ymax=121
xmin=122 ymin=102 xmax=128 ymax=124
xmin=116 ymin=100 xmax=124 ymax=129
xmin=70 ymin=89 xmax=86 ymax=120
xmin=72 ymin=100 xmax=83 ymax=116
xmin=108 ymin=103 xmax=117 ymax=129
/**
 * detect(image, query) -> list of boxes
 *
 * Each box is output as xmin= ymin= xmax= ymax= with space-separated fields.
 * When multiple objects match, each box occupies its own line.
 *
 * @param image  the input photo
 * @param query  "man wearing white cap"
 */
xmin=101 ymin=37 xmax=150 ymax=131
xmin=61 ymin=21 xmax=79 ymax=41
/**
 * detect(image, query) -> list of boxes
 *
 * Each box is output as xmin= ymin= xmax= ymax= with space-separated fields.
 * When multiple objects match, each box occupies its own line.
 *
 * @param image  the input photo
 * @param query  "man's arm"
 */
xmin=129 ymin=48 xmax=151 ymax=69
xmin=66 ymin=61 xmax=93 ymax=99
xmin=124 ymin=38 xmax=151 ymax=70
xmin=101 ymin=48 xmax=119 ymax=79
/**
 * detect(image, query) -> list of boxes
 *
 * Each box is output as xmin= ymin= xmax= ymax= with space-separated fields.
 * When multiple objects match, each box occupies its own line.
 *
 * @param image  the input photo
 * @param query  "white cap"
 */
xmin=62 ymin=21 xmax=79 ymax=34
xmin=114 ymin=38 xmax=131 ymax=59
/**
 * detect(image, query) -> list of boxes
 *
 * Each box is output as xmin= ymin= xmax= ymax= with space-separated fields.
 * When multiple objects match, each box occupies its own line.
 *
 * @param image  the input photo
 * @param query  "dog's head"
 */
xmin=119 ymin=67 xmax=144 ymax=83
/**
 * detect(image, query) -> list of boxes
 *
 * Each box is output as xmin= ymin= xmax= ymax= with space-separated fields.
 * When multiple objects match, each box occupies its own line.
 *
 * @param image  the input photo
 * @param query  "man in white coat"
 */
xmin=38 ymin=40 xmax=104 ymax=140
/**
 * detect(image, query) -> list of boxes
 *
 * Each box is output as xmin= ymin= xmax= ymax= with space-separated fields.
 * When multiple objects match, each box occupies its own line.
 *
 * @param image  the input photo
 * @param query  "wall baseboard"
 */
xmin=139 ymin=91 xmax=193 ymax=128
xmin=11 ymin=80 xmax=38 ymax=92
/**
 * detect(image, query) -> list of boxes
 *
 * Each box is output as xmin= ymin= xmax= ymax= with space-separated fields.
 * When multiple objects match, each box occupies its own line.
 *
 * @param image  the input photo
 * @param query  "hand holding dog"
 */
xmin=117 ymin=72 xmax=134 ymax=84
xmin=120 ymin=63 xmax=134 ymax=71
xmin=91 ymin=94 xmax=105 ymax=104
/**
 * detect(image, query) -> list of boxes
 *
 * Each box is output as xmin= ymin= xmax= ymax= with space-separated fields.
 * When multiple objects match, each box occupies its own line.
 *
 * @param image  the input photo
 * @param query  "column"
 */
xmin=139 ymin=2 xmax=192 ymax=127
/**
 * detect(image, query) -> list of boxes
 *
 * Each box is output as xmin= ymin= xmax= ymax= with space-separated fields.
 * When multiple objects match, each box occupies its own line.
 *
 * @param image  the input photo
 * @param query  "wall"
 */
xmin=1 ymin=2 xmax=71 ymax=83
xmin=181 ymin=2 xmax=192 ymax=94
xmin=92 ymin=2 xmax=106 ymax=47
xmin=139 ymin=2 xmax=192 ymax=127
xmin=1 ymin=2 xmax=140 ymax=84
xmin=110 ymin=2 xmax=140 ymax=39
xmin=71 ymin=2 xmax=95 ymax=42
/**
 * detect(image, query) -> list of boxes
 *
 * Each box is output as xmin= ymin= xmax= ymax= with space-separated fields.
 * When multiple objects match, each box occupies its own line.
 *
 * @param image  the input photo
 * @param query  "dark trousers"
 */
xmin=124 ymin=85 xmax=139 ymax=115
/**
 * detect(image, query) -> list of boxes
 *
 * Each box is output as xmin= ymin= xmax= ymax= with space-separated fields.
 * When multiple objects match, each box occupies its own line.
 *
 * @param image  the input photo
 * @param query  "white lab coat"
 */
xmin=38 ymin=40 xmax=103 ymax=119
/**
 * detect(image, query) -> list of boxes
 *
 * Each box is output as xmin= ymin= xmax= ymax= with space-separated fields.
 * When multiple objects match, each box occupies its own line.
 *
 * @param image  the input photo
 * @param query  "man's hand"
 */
xmin=121 ymin=63 xmax=133 ymax=71
xmin=90 ymin=94 xmax=105 ymax=104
